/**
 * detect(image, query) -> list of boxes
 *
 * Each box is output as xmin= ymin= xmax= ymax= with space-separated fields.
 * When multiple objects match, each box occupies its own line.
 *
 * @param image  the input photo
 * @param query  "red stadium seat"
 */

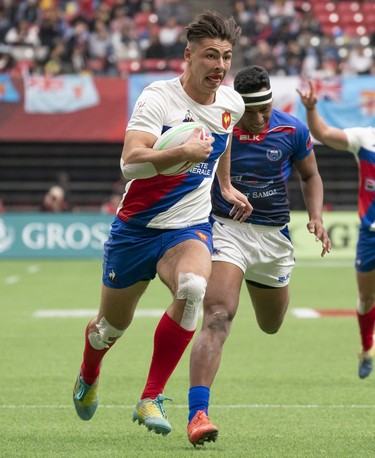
xmin=362 ymin=1 xmax=375 ymax=14
xmin=134 ymin=11 xmax=151 ymax=28
xmin=141 ymin=58 xmax=168 ymax=72
xmin=87 ymin=58 xmax=105 ymax=73
xmin=167 ymin=59 xmax=186 ymax=72
xmin=363 ymin=13 xmax=375 ymax=33
xmin=339 ymin=11 xmax=364 ymax=26
xmin=336 ymin=1 xmax=361 ymax=14
xmin=342 ymin=24 xmax=368 ymax=37
xmin=311 ymin=1 xmax=337 ymax=15
xmin=116 ymin=60 xmax=141 ymax=76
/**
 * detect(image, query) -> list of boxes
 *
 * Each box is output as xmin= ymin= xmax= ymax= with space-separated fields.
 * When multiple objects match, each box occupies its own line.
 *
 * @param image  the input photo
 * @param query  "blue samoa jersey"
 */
xmin=212 ymin=109 xmax=313 ymax=226
xmin=118 ymin=77 xmax=245 ymax=229
xmin=344 ymin=127 xmax=375 ymax=232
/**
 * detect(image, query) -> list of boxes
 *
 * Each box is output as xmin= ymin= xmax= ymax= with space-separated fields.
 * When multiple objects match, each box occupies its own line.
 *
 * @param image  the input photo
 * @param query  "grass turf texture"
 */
xmin=1 ymin=259 xmax=373 ymax=457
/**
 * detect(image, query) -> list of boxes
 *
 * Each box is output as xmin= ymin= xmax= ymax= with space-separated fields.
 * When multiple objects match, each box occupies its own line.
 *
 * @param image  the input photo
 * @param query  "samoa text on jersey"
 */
xmin=212 ymin=109 xmax=313 ymax=226
xmin=117 ymin=77 xmax=245 ymax=229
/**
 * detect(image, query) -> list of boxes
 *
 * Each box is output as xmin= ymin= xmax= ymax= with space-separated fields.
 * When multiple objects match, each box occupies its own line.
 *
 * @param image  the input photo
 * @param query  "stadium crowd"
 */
xmin=0 ymin=0 xmax=374 ymax=77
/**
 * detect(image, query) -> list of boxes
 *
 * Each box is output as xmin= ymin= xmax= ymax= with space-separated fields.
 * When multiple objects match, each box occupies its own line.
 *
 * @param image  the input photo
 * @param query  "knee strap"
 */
xmin=88 ymin=317 xmax=124 ymax=350
xmin=177 ymin=272 xmax=207 ymax=330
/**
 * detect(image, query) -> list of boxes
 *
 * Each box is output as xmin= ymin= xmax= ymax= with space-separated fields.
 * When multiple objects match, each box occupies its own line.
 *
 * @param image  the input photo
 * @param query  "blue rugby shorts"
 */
xmin=102 ymin=217 xmax=213 ymax=288
xmin=355 ymin=226 xmax=375 ymax=272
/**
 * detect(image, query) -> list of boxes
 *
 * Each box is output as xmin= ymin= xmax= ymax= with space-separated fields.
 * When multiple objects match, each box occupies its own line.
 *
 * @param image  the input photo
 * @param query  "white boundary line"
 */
xmin=33 ymin=308 xmax=350 ymax=319
xmin=33 ymin=309 xmax=167 ymax=318
xmin=1 ymin=404 xmax=375 ymax=409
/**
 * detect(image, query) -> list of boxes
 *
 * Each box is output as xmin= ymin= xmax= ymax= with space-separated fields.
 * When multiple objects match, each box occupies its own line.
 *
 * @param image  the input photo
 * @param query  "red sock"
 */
xmin=357 ymin=306 xmax=375 ymax=351
xmin=141 ymin=312 xmax=195 ymax=399
xmin=80 ymin=324 xmax=115 ymax=385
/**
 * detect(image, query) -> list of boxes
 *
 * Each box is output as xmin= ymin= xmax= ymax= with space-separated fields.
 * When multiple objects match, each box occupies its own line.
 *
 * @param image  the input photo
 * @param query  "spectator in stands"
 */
xmin=156 ymin=0 xmax=189 ymax=26
xmin=4 ymin=18 xmax=39 ymax=47
xmin=38 ymin=6 xmax=65 ymax=52
xmin=70 ymin=41 xmax=88 ymax=73
xmin=243 ymin=38 xmax=275 ymax=72
xmin=88 ymin=18 xmax=115 ymax=74
xmin=41 ymin=185 xmax=68 ymax=212
xmin=111 ymin=16 xmax=141 ymax=61
xmin=64 ymin=15 xmax=90 ymax=63
xmin=100 ymin=192 xmax=122 ymax=214
xmin=158 ymin=16 xmax=182 ymax=54
xmin=0 ymin=4 xmax=12 ymax=42
xmin=42 ymin=38 xmax=69 ymax=75
xmin=268 ymin=0 xmax=295 ymax=29
xmin=144 ymin=33 xmax=166 ymax=59
xmin=346 ymin=43 xmax=373 ymax=75
xmin=0 ymin=44 xmax=16 ymax=72
xmin=16 ymin=0 xmax=41 ymax=25
xmin=88 ymin=19 xmax=111 ymax=57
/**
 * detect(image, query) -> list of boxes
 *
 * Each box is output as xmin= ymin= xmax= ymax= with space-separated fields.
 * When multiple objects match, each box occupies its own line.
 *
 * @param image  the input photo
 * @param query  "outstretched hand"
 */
xmin=296 ymin=80 xmax=318 ymax=110
xmin=306 ymin=219 xmax=332 ymax=257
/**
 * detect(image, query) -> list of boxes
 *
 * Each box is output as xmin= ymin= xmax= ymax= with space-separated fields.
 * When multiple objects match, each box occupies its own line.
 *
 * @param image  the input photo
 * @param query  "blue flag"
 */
xmin=0 ymin=73 xmax=20 ymax=103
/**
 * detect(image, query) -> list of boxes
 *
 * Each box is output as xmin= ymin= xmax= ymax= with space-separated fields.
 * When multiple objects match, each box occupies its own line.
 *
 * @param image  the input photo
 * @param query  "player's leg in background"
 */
xmin=356 ymin=269 xmax=375 ymax=379
xmin=246 ymin=281 xmax=290 ymax=334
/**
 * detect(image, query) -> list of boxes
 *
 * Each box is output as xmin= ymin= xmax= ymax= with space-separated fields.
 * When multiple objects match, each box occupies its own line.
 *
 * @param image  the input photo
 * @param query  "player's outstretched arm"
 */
xmin=295 ymin=151 xmax=331 ymax=257
xmin=296 ymin=80 xmax=349 ymax=151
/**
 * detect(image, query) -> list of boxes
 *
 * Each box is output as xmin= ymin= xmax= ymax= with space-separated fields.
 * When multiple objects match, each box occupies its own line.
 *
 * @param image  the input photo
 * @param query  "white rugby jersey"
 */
xmin=344 ymin=126 xmax=375 ymax=231
xmin=118 ymin=77 xmax=245 ymax=229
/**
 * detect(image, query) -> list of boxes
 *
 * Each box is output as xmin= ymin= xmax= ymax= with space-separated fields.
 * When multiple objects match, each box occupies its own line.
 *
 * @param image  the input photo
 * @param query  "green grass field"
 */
xmin=2 ymin=258 xmax=374 ymax=457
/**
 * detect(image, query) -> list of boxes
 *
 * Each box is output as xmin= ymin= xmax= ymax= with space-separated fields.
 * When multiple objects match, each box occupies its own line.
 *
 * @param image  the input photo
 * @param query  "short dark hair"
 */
xmin=234 ymin=65 xmax=271 ymax=94
xmin=185 ymin=10 xmax=241 ymax=46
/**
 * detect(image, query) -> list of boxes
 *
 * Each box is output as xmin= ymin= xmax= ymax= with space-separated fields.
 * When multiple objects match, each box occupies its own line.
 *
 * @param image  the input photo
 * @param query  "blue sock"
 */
xmin=188 ymin=386 xmax=210 ymax=423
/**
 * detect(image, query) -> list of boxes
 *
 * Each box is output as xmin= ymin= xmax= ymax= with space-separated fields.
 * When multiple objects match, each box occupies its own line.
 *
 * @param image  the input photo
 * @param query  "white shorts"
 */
xmin=212 ymin=215 xmax=295 ymax=288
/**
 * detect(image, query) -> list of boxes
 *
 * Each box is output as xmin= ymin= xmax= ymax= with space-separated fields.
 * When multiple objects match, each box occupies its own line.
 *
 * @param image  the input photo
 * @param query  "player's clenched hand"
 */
xmin=307 ymin=219 xmax=332 ymax=257
xmin=222 ymin=186 xmax=253 ymax=223
xmin=183 ymin=127 xmax=215 ymax=163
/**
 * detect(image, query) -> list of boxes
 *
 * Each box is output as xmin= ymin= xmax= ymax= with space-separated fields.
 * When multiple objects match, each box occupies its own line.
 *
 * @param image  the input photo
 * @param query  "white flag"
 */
xmin=24 ymin=74 xmax=99 ymax=114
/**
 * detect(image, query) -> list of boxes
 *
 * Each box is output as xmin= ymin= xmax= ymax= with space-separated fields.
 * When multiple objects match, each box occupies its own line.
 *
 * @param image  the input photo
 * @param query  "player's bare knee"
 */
xmin=176 ymin=272 xmax=207 ymax=330
xmin=358 ymin=295 xmax=375 ymax=313
xmin=206 ymin=309 xmax=233 ymax=336
xmin=88 ymin=317 xmax=124 ymax=350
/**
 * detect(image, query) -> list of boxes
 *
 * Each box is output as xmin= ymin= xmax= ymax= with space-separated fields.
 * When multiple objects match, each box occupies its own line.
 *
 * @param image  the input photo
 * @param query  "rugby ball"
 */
xmin=153 ymin=122 xmax=211 ymax=176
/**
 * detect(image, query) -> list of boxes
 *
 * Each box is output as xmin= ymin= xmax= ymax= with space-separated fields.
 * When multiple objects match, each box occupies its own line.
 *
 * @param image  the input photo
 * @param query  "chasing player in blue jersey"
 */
xmin=72 ymin=10 xmax=252 ymax=437
xmin=297 ymin=80 xmax=375 ymax=380
xmin=186 ymin=65 xmax=332 ymax=446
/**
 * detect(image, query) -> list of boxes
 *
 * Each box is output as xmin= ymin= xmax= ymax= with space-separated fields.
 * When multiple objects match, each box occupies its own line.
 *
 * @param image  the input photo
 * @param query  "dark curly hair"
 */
xmin=234 ymin=65 xmax=271 ymax=94
xmin=185 ymin=10 xmax=241 ymax=46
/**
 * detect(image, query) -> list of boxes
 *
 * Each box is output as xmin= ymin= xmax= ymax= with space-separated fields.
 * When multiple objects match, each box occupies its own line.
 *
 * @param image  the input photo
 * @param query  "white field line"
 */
xmin=4 ymin=264 xmax=40 ymax=285
xmin=291 ymin=308 xmax=320 ymax=318
xmin=33 ymin=309 xmax=168 ymax=318
xmin=33 ymin=308 xmax=321 ymax=319
xmin=4 ymin=275 xmax=20 ymax=285
xmin=1 ymin=404 xmax=375 ymax=410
